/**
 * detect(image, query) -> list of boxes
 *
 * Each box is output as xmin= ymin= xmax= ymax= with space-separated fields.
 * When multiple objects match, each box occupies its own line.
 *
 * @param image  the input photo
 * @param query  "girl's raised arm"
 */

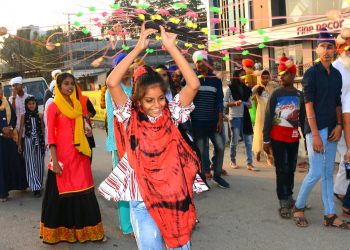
xmin=107 ymin=24 xmax=157 ymax=105
xmin=159 ymin=26 xmax=200 ymax=107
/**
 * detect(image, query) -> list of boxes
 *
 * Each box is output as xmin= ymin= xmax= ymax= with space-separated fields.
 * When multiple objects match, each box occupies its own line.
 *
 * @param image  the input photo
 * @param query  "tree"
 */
xmin=0 ymin=28 xmax=35 ymax=72
xmin=0 ymin=24 xmax=96 ymax=75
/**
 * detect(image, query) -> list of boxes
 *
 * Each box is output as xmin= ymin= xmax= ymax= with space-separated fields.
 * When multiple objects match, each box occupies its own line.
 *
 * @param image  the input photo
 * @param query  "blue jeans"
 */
xmin=295 ymin=128 xmax=338 ymax=215
xmin=229 ymin=118 xmax=253 ymax=164
xmin=193 ymin=126 xmax=225 ymax=177
xmin=130 ymin=201 xmax=191 ymax=250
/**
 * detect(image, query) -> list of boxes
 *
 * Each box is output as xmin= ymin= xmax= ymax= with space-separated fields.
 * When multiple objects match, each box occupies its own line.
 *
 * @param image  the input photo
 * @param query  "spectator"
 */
xmin=252 ymin=70 xmax=276 ymax=165
xmin=333 ymin=27 xmax=350 ymax=202
xmin=18 ymin=96 xmax=45 ymax=198
xmin=225 ymin=69 xmax=257 ymax=171
xmin=43 ymin=69 xmax=61 ymax=107
xmin=191 ymin=50 xmax=230 ymax=188
xmin=263 ymin=60 xmax=305 ymax=218
xmin=292 ymin=28 xmax=347 ymax=229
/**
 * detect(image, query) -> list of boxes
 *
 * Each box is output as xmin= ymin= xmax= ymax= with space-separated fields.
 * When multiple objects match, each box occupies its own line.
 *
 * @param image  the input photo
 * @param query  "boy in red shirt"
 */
xmin=263 ymin=58 xmax=305 ymax=218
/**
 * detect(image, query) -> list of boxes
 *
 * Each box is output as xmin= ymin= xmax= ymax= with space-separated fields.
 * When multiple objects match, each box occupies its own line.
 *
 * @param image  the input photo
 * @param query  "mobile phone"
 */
xmin=345 ymin=162 xmax=350 ymax=180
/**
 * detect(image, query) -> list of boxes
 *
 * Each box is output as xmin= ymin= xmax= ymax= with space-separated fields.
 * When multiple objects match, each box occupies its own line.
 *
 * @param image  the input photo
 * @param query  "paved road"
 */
xmin=0 ymin=128 xmax=349 ymax=250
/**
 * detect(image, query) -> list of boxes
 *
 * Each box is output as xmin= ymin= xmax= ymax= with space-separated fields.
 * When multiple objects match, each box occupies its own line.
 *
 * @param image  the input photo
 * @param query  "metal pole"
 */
xmin=67 ymin=13 xmax=74 ymax=73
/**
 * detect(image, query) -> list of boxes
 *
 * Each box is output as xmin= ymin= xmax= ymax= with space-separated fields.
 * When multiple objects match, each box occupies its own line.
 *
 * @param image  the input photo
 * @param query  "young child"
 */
xmin=99 ymin=24 xmax=200 ymax=249
xmin=18 ymin=96 xmax=45 ymax=197
xmin=263 ymin=59 xmax=305 ymax=219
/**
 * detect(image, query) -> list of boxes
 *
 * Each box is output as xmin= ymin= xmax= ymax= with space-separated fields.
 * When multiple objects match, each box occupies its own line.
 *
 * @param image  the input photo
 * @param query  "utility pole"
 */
xmin=67 ymin=13 xmax=74 ymax=73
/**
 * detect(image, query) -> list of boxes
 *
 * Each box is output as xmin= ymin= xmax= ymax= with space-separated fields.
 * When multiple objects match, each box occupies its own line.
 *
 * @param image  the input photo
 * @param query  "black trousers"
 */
xmin=271 ymin=140 xmax=299 ymax=203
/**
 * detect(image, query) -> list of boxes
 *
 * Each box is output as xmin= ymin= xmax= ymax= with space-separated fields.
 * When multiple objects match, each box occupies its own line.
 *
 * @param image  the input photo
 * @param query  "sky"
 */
xmin=2 ymin=0 xmax=116 ymax=33
xmin=1 ymin=0 xmax=208 ymax=34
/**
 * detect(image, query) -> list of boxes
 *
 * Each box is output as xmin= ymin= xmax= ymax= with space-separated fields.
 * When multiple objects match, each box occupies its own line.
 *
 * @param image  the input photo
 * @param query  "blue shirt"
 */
xmin=121 ymin=83 xmax=132 ymax=97
xmin=105 ymin=83 xmax=133 ymax=152
xmin=191 ymin=72 xmax=224 ymax=128
xmin=302 ymin=62 xmax=342 ymax=134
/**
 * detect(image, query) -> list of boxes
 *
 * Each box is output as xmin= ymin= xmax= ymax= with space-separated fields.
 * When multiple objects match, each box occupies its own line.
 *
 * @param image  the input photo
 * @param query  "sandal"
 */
xmin=279 ymin=207 xmax=291 ymax=219
xmin=221 ymin=169 xmax=228 ymax=176
xmin=323 ymin=214 xmax=350 ymax=229
xmin=342 ymin=209 xmax=350 ymax=219
xmin=292 ymin=206 xmax=309 ymax=227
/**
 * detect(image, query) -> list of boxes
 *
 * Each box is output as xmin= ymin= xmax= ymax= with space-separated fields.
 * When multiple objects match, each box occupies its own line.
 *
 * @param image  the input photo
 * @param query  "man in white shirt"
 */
xmin=43 ymin=69 xmax=61 ymax=107
xmin=8 ymin=76 xmax=30 ymax=132
xmin=333 ymin=28 xmax=350 ymax=200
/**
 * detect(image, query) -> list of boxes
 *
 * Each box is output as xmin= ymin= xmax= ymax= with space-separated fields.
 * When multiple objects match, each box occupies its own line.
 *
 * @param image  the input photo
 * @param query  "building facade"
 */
xmin=207 ymin=0 xmax=350 ymax=77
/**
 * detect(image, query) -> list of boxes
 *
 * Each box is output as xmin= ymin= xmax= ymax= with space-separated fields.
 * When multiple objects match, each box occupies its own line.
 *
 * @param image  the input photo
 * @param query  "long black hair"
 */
xmin=231 ymin=68 xmax=245 ymax=86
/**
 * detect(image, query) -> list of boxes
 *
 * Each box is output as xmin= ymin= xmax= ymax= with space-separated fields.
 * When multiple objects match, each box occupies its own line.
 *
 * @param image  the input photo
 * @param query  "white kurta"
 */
xmin=9 ymin=93 xmax=30 ymax=134
xmin=333 ymin=58 xmax=350 ymax=195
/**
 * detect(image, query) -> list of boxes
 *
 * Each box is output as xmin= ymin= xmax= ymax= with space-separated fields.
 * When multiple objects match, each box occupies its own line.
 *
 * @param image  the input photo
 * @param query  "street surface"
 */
xmin=0 ymin=127 xmax=349 ymax=250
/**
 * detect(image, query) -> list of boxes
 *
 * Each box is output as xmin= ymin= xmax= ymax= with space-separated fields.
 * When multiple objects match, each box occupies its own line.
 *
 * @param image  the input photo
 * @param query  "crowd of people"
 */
xmin=1 ymin=24 xmax=350 ymax=248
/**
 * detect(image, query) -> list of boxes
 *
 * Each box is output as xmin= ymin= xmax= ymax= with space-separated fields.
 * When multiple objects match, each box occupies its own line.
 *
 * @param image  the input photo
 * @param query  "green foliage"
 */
xmin=102 ymin=0 xmax=206 ymax=39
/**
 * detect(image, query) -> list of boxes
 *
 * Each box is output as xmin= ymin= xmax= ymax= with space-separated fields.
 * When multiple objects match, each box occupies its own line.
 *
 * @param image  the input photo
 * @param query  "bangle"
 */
xmin=337 ymin=122 xmax=343 ymax=126
xmin=312 ymin=134 xmax=319 ymax=137
xmin=307 ymin=116 xmax=315 ymax=119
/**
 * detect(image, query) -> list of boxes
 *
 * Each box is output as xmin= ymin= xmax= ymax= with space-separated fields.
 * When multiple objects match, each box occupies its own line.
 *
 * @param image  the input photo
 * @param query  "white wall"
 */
xmin=286 ymin=0 xmax=346 ymax=23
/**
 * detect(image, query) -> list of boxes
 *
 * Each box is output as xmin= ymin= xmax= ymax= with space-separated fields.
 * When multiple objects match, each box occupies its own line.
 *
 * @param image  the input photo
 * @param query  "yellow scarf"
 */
xmin=53 ymin=83 xmax=91 ymax=157
xmin=0 ymin=97 xmax=11 ymax=125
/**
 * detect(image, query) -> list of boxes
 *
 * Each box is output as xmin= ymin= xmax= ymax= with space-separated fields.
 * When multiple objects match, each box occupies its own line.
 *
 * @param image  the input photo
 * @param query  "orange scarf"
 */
xmin=125 ymin=106 xmax=199 ymax=248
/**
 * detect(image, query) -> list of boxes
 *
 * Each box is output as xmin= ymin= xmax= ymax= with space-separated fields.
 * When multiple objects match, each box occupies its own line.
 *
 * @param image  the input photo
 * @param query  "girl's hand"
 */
xmin=159 ymin=26 xmax=177 ymax=51
xmin=85 ymin=127 xmax=93 ymax=137
xmin=135 ymin=23 xmax=157 ymax=52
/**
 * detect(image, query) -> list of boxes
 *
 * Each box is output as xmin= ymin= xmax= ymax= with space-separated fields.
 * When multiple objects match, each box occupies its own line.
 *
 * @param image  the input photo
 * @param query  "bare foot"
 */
xmin=267 ymin=156 xmax=273 ymax=166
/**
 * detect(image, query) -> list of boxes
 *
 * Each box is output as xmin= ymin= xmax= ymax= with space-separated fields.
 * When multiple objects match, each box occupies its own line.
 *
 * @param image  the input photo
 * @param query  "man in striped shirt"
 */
xmin=190 ymin=51 xmax=229 ymax=189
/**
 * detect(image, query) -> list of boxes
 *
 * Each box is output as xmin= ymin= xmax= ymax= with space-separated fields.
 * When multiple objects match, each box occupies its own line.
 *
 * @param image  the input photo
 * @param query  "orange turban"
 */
xmin=278 ymin=56 xmax=296 ymax=75
xmin=242 ymin=59 xmax=254 ymax=68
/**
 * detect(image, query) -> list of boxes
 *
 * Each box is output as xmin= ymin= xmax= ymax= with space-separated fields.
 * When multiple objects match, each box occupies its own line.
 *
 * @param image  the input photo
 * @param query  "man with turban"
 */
xmin=242 ymin=58 xmax=258 ymax=125
xmin=43 ymin=69 xmax=61 ymax=107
